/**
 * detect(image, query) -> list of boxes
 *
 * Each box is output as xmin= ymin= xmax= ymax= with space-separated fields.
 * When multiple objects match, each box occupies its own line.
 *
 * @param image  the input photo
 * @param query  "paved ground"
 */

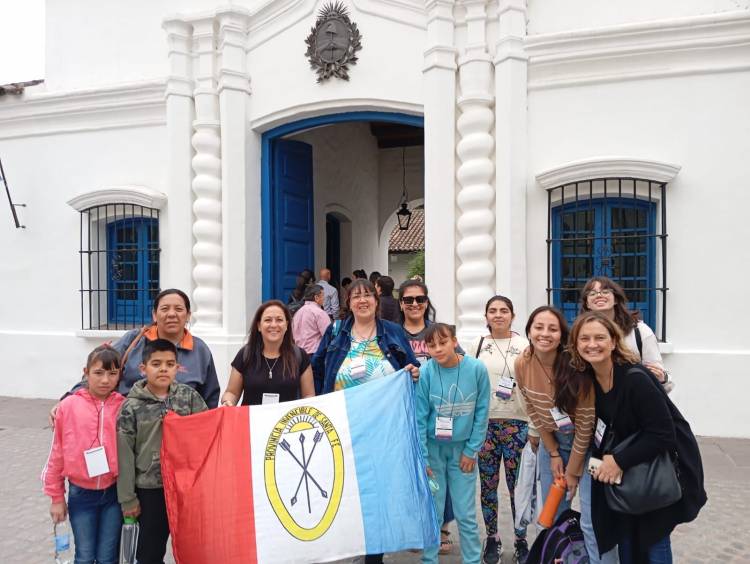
xmin=1 ymin=396 xmax=748 ymax=563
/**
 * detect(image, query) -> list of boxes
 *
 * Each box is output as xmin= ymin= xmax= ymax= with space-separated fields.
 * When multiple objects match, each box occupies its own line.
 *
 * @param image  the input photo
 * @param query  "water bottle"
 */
xmin=119 ymin=516 xmax=139 ymax=564
xmin=538 ymin=476 xmax=567 ymax=528
xmin=53 ymin=521 xmax=72 ymax=564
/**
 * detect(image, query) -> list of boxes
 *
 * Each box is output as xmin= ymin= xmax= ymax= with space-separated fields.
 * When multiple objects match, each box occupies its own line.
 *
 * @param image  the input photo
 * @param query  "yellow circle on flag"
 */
xmin=264 ymin=405 xmax=345 ymax=541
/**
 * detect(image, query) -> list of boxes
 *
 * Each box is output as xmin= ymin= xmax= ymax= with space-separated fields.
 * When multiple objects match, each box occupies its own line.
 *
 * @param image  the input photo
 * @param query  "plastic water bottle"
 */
xmin=119 ymin=516 xmax=139 ymax=564
xmin=53 ymin=521 xmax=72 ymax=564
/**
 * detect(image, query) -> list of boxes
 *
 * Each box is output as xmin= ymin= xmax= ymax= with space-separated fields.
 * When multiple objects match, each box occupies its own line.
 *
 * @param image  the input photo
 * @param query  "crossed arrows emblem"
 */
xmin=280 ymin=430 xmax=328 ymax=514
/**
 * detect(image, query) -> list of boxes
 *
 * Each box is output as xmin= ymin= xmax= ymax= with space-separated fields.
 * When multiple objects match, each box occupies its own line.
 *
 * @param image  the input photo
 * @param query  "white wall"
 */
xmin=526 ymin=67 xmax=750 ymax=435
xmin=290 ymin=122 xmax=381 ymax=277
xmin=526 ymin=0 xmax=749 ymax=34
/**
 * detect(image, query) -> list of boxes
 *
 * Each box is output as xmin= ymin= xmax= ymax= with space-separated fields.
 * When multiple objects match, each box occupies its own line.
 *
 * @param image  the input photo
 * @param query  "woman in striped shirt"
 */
xmin=515 ymin=306 xmax=615 ymax=563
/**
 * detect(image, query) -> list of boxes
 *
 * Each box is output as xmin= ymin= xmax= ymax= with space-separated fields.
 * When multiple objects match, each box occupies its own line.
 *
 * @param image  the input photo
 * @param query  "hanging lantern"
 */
xmin=396 ymin=147 xmax=411 ymax=230
xmin=396 ymin=202 xmax=412 ymax=230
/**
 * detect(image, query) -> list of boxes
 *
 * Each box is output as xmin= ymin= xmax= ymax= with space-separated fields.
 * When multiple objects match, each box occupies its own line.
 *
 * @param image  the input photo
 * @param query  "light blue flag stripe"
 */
xmin=344 ymin=370 xmax=440 ymax=554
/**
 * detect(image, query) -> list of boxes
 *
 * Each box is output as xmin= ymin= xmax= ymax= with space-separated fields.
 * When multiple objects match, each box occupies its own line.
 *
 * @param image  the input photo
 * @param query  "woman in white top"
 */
xmin=469 ymin=295 xmax=531 ymax=564
xmin=579 ymin=276 xmax=671 ymax=389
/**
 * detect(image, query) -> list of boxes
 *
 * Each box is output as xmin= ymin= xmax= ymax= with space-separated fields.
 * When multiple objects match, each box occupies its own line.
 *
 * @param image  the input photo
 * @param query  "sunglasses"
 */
xmin=401 ymin=296 xmax=428 ymax=305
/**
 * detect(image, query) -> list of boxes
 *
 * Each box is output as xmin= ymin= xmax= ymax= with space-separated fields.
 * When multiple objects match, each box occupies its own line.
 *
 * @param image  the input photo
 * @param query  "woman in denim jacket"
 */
xmin=312 ymin=279 xmax=419 ymax=396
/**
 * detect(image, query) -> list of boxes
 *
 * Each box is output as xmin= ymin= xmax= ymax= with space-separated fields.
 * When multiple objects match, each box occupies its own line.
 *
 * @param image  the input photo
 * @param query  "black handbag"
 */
xmin=603 ymin=431 xmax=682 ymax=515
xmin=602 ymin=367 xmax=683 ymax=515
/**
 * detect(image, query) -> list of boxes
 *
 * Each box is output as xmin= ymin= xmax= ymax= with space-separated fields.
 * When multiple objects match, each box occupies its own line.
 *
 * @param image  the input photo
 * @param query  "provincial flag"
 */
xmin=161 ymin=370 xmax=440 ymax=563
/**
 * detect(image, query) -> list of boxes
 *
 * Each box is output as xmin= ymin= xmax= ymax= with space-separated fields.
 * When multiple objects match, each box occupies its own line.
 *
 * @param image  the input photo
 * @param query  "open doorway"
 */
xmin=261 ymin=112 xmax=424 ymax=301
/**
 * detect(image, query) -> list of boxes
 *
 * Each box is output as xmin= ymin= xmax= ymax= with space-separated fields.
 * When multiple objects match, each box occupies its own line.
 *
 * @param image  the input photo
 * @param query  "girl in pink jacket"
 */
xmin=42 ymin=345 xmax=126 ymax=564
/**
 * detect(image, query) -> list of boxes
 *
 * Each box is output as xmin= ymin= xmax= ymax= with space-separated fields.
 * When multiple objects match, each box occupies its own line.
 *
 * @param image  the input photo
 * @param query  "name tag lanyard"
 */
xmin=490 ymin=336 xmax=515 ymax=396
xmin=85 ymin=396 xmax=106 ymax=450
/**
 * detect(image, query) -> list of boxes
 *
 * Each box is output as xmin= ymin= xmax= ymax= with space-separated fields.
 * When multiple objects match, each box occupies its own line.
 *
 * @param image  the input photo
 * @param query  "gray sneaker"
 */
xmin=483 ymin=537 xmax=503 ymax=564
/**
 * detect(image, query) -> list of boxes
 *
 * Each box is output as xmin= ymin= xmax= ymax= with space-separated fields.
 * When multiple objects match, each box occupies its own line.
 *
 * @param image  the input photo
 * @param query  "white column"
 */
xmin=494 ymin=0 xmax=529 ymax=319
xmin=162 ymin=19 xmax=194 ymax=294
xmin=217 ymin=8 xmax=251 ymax=336
xmin=423 ymin=0 xmax=458 ymax=323
xmin=190 ymin=18 xmax=223 ymax=329
xmin=455 ymin=0 xmax=495 ymax=340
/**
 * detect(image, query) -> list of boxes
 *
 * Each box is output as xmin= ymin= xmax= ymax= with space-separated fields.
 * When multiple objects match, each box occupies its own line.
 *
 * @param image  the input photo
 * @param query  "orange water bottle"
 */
xmin=538 ymin=476 xmax=567 ymax=528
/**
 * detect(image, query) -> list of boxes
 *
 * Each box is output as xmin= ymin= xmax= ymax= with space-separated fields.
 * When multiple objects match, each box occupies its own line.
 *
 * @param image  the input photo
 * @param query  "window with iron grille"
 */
xmin=546 ymin=178 xmax=668 ymax=340
xmin=78 ymin=204 xmax=160 ymax=329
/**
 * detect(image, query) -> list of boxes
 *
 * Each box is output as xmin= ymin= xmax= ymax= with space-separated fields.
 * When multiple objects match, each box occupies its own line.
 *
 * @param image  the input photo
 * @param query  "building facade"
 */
xmin=1 ymin=0 xmax=748 ymax=436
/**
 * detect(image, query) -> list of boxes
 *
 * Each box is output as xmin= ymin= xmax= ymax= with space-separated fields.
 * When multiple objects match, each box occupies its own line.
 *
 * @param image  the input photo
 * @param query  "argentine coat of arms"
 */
xmin=305 ymin=2 xmax=363 ymax=83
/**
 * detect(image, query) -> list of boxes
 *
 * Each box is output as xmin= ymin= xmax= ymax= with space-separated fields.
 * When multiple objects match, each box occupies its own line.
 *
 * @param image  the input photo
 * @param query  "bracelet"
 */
xmin=550 ymin=453 xmax=561 ymax=458
xmin=221 ymin=400 xmax=234 ymax=407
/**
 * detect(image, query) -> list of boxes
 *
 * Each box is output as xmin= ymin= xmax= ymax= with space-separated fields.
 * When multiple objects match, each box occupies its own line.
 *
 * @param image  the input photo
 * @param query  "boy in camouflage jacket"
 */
xmin=117 ymin=338 xmax=207 ymax=564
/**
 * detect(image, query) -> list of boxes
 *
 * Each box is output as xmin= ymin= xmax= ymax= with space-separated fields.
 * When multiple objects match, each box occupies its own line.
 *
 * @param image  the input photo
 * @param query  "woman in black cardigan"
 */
xmin=569 ymin=312 xmax=706 ymax=564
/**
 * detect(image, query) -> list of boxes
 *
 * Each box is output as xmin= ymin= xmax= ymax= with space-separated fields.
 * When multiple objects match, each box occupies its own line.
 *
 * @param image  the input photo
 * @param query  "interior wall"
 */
xmin=290 ymin=122 xmax=380 ymax=278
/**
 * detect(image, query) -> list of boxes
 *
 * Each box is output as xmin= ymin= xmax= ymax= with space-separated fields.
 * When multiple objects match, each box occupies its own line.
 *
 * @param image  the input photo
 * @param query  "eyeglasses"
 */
xmin=586 ymin=289 xmax=613 ymax=299
xmin=401 ymin=295 xmax=428 ymax=305
xmin=350 ymin=292 xmax=375 ymax=301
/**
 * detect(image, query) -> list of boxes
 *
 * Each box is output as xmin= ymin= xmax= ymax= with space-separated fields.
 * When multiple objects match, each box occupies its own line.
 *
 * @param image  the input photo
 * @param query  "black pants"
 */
xmin=136 ymin=487 xmax=170 ymax=564
xmin=364 ymin=555 xmax=384 ymax=563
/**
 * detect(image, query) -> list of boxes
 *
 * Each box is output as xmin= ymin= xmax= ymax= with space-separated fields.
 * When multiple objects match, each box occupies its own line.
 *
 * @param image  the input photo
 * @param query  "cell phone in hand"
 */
xmin=588 ymin=456 xmax=621 ymax=484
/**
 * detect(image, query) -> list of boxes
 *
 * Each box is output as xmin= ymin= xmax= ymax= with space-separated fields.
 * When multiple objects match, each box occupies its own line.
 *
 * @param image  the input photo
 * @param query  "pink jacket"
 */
xmin=41 ymin=388 xmax=125 ymax=502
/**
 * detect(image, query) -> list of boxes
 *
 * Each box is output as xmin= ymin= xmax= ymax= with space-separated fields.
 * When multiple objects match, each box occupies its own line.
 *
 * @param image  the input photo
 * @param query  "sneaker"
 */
xmin=483 ymin=537 xmax=503 ymax=564
xmin=514 ymin=539 xmax=529 ymax=564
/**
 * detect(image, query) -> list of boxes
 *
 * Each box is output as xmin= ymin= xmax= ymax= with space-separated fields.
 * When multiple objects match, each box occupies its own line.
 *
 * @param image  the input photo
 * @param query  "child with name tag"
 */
xmin=514 ymin=307 xmax=616 ymax=564
xmin=42 ymin=344 xmax=126 ymax=564
xmin=416 ymin=323 xmax=490 ymax=564
xmin=117 ymin=339 xmax=207 ymax=564
xmin=221 ymin=300 xmax=315 ymax=407
xmin=469 ymin=295 xmax=531 ymax=564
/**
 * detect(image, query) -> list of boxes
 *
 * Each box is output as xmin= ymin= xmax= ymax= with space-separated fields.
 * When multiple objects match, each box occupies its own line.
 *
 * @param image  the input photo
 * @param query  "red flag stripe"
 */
xmin=162 ymin=408 xmax=257 ymax=563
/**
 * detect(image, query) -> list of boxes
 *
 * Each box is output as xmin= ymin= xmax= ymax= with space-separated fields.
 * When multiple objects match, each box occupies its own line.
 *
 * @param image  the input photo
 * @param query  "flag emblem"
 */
xmin=264 ymin=405 xmax=345 ymax=541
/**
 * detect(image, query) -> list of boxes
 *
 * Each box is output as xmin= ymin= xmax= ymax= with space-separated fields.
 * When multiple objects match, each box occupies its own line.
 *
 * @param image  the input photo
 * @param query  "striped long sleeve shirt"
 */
xmin=514 ymin=351 xmax=595 ymax=477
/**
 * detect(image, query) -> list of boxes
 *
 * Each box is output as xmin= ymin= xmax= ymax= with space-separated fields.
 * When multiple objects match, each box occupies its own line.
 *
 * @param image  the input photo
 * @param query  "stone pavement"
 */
xmin=1 ymin=395 xmax=748 ymax=564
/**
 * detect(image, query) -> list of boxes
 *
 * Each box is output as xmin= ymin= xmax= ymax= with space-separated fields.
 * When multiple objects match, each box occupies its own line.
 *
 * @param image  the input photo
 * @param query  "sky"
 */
xmin=0 ymin=0 xmax=45 ymax=84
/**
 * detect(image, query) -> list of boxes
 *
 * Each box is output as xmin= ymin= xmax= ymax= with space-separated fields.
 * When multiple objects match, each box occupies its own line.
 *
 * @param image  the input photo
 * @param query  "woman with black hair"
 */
xmin=221 ymin=300 xmax=314 ymax=406
xmin=514 ymin=306 xmax=615 ymax=564
xmin=49 ymin=289 xmax=220 ymax=422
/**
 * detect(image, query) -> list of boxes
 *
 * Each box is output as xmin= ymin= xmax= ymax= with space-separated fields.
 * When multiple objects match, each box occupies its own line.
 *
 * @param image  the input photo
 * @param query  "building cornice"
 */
xmin=535 ymin=157 xmax=681 ymax=190
xmin=526 ymin=10 xmax=750 ymax=89
xmin=67 ymin=185 xmax=168 ymax=212
xmin=0 ymin=80 xmax=166 ymax=140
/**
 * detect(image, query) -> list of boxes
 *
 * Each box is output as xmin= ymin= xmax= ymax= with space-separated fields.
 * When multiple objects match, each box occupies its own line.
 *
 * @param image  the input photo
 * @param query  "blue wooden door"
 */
xmin=272 ymin=139 xmax=314 ymax=301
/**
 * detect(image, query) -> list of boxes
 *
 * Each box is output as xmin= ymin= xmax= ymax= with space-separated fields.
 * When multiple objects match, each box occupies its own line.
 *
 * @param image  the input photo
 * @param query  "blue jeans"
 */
xmin=619 ymin=535 xmax=672 ymax=564
xmin=67 ymin=483 xmax=121 ymax=564
xmin=538 ymin=432 xmax=618 ymax=564
xmin=443 ymin=486 xmax=454 ymax=526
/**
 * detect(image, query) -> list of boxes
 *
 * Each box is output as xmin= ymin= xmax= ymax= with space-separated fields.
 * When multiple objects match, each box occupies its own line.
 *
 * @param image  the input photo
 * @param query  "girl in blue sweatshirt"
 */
xmin=416 ymin=323 xmax=490 ymax=564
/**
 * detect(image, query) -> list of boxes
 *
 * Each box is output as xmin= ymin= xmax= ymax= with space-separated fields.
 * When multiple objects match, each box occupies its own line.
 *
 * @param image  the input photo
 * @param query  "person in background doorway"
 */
xmin=469 ymin=296 xmax=530 ymax=564
xmin=375 ymin=275 xmax=401 ymax=324
xmin=579 ymin=276 xmax=671 ymax=391
xmin=288 ymin=270 xmax=315 ymax=307
xmin=316 ymin=268 xmax=340 ymax=319
xmin=369 ymin=271 xmax=382 ymax=285
xmin=353 ymin=269 xmax=368 ymax=280
xmin=221 ymin=300 xmax=315 ymax=406
xmin=292 ymin=285 xmax=332 ymax=355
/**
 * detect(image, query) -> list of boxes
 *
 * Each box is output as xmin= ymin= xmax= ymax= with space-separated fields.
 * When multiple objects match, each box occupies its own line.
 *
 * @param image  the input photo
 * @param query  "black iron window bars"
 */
xmin=78 ymin=204 xmax=160 ymax=330
xmin=546 ymin=178 xmax=668 ymax=341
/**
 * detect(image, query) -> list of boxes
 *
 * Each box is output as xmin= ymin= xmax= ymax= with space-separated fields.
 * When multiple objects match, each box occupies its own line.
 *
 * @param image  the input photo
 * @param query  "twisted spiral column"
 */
xmin=455 ymin=1 xmax=495 ymax=338
xmin=190 ymin=19 xmax=223 ymax=328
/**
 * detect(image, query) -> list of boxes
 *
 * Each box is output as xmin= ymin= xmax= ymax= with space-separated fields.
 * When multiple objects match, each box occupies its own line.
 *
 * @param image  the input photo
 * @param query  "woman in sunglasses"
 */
xmin=579 ymin=277 xmax=671 ymax=391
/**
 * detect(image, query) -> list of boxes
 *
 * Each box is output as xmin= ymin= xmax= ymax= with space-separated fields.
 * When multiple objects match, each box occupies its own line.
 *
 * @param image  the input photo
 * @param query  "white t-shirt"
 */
xmin=624 ymin=321 xmax=664 ymax=370
xmin=469 ymin=333 xmax=530 ymax=421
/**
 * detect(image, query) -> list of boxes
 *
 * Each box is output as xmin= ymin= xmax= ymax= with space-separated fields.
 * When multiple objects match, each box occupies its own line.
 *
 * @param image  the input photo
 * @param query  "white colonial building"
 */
xmin=1 ymin=0 xmax=748 ymax=436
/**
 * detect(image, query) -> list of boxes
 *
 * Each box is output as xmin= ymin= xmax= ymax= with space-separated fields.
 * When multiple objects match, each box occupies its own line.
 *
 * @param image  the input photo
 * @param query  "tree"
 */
xmin=406 ymin=250 xmax=425 ymax=281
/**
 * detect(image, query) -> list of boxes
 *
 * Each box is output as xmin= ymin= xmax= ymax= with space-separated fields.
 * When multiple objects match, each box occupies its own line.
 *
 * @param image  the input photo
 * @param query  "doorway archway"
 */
xmin=261 ymin=111 xmax=424 ymax=301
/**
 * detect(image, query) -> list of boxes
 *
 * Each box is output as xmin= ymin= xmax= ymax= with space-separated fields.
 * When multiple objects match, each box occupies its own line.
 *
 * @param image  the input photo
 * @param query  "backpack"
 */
xmin=526 ymin=509 xmax=589 ymax=564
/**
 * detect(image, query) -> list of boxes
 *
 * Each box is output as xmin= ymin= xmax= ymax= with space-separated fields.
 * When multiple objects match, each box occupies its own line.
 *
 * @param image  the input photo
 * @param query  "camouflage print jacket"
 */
xmin=116 ymin=379 xmax=208 ymax=511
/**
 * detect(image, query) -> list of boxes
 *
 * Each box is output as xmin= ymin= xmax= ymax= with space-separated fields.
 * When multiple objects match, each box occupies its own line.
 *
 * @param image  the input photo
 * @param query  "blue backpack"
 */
xmin=527 ymin=509 xmax=589 ymax=564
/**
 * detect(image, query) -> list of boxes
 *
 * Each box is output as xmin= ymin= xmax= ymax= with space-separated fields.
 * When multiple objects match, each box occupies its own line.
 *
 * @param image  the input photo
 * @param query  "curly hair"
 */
xmin=579 ymin=276 xmax=637 ymax=335
xmin=569 ymin=311 xmax=639 ymax=372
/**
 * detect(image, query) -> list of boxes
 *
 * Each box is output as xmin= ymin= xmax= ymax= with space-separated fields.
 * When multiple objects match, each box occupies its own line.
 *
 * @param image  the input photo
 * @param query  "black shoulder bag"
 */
xmin=602 ymin=367 xmax=682 ymax=515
